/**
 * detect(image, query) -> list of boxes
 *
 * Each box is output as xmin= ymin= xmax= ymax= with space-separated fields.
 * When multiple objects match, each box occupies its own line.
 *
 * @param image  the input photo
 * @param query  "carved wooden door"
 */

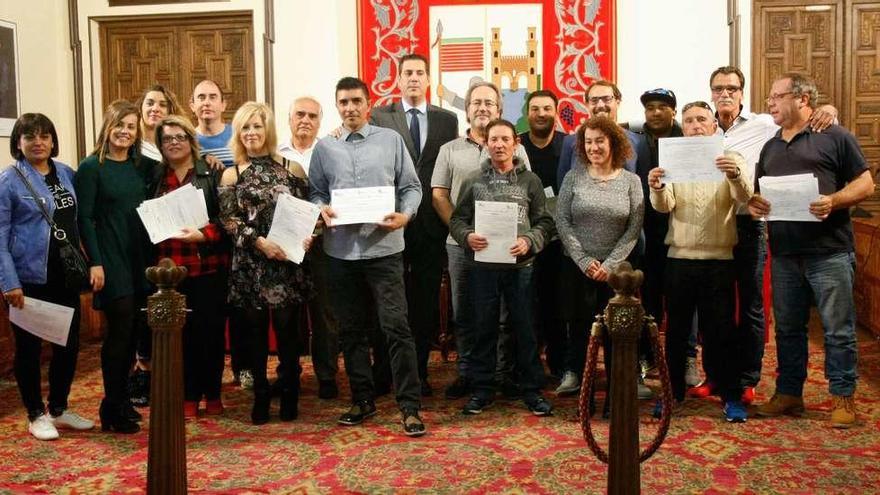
xmin=846 ymin=0 xmax=880 ymax=172
xmin=752 ymin=1 xmax=843 ymax=112
xmin=99 ymin=12 xmax=254 ymax=124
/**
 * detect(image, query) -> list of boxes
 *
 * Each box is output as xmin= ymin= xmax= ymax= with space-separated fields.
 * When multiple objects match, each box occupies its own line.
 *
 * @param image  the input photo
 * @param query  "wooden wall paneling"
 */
xmin=846 ymin=0 xmax=880 ymax=176
xmin=752 ymin=1 xmax=844 ymax=115
xmin=100 ymin=25 xmax=177 ymax=105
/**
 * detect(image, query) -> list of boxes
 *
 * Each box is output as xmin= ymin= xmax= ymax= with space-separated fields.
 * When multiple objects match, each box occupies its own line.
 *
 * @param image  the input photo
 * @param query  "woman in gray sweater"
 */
xmin=555 ymin=116 xmax=644 ymax=410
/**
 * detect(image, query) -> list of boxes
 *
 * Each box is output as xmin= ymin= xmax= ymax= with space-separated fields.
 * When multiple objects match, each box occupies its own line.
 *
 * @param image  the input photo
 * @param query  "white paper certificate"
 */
xmin=758 ymin=173 xmax=821 ymax=222
xmin=474 ymin=201 xmax=518 ymax=264
xmin=137 ymin=183 xmax=210 ymax=244
xmin=8 ymin=297 xmax=75 ymax=346
xmin=267 ymin=193 xmax=321 ymax=264
xmin=659 ymin=135 xmax=725 ymax=183
xmin=329 ymin=186 xmax=395 ymax=226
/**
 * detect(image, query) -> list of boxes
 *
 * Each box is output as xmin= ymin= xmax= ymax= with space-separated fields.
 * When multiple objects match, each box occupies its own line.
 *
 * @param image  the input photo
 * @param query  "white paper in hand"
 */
xmin=267 ymin=193 xmax=321 ymax=264
xmin=758 ymin=173 xmax=820 ymax=222
xmin=329 ymin=186 xmax=395 ymax=226
xmin=474 ymin=200 xmax=518 ymax=264
xmin=137 ymin=183 xmax=210 ymax=243
xmin=8 ymin=297 xmax=75 ymax=346
xmin=659 ymin=135 xmax=724 ymax=183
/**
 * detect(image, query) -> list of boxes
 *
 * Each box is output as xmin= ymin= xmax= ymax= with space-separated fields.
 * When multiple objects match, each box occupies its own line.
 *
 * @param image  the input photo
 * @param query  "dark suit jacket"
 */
xmin=370 ymin=102 xmax=459 ymax=241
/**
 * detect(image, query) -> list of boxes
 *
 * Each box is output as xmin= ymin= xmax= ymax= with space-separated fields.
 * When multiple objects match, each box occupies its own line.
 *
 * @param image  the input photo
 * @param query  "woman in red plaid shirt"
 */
xmin=149 ymin=115 xmax=229 ymax=418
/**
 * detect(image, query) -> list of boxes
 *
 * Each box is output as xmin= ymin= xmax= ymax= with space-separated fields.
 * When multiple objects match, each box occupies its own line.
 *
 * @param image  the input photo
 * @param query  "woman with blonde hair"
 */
xmin=219 ymin=102 xmax=313 ymax=424
xmin=75 ymin=99 xmax=157 ymax=433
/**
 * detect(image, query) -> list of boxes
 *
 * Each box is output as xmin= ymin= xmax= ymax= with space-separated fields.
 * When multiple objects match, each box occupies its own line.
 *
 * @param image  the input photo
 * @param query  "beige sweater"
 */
xmin=649 ymin=151 xmax=751 ymax=260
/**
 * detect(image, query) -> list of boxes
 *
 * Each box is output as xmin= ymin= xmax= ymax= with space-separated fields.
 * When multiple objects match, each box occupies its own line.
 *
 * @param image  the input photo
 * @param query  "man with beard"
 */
xmin=432 ymin=81 xmax=531 ymax=400
xmin=518 ymin=90 xmax=566 ymax=384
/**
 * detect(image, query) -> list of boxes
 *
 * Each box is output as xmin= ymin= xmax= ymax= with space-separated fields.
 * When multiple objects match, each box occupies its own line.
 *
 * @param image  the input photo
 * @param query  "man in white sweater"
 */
xmin=647 ymin=101 xmax=752 ymax=423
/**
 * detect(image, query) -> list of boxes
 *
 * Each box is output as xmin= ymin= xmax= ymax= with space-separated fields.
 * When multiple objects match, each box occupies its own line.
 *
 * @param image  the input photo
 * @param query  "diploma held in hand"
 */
xmin=267 ymin=193 xmax=321 ymax=263
xmin=329 ymin=186 xmax=395 ymax=226
xmin=659 ymin=135 xmax=724 ymax=183
xmin=137 ymin=183 xmax=210 ymax=244
xmin=474 ymin=200 xmax=518 ymax=264
xmin=758 ymin=173 xmax=820 ymax=222
xmin=9 ymin=297 xmax=75 ymax=346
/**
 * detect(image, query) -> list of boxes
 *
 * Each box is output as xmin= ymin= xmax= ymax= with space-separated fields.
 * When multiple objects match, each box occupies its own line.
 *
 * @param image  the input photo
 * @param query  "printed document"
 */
xmin=267 ymin=193 xmax=321 ymax=264
xmin=137 ymin=183 xmax=210 ymax=244
xmin=474 ymin=200 xmax=518 ymax=264
xmin=758 ymin=173 xmax=820 ymax=222
xmin=329 ymin=186 xmax=395 ymax=226
xmin=659 ymin=135 xmax=724 ymax=183
xmin=9 ymin=297 xmax=75 ymax=346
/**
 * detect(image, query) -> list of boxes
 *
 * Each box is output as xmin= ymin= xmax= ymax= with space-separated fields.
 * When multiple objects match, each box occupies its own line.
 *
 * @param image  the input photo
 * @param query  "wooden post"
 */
xmin=145 ymin=258 xmax=188 ymax=494
xmin=605 ymin=263 xmax=646 ymax=495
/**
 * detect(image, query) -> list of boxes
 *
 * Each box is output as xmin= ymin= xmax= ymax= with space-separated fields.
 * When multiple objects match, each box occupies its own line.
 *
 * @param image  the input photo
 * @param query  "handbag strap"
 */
xmin=12 ymin=165 xmax=68 ymax=241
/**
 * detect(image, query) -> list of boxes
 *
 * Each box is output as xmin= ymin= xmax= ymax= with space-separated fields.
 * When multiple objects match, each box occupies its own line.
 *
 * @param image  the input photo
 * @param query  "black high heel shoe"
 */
xmin=99 ymin=399 xmax=140 ymax=434
xmin=251 ymin=390 xmax=271 ymax=425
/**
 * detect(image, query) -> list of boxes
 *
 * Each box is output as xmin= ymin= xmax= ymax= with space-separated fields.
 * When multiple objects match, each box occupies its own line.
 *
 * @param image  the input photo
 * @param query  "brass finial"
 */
xmin=145 ymin=258 xmax=188 ymax=289
xmin=607 ymin=261 xmax=643 ymax=301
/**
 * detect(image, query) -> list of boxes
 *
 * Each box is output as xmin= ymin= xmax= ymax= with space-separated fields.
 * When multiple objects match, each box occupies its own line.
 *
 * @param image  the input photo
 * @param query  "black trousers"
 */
xmin=664 ymin=258 xmax=742 ymax=402
xmin=13 ymin=276 xmax=81 ymax=420
xmin=101 ymin=294 xmax=144 ymax=405
xmin=534 ymin=240 xmax=564 ymax=377
xmin=327 ymin=253 xmax=421 ymax=409
xmin=240 ymin=304 xmax=302 ymax=394
xmin=305 ymin=244 xmax=339 ymax=383
xmin=403 ymin=232 xmax=445 ymax=383
xmin=179 ymin=272 xmax=227 ymax=401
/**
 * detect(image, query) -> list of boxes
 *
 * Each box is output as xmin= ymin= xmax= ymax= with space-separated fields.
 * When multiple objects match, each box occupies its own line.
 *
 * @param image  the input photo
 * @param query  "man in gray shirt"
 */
xmin=309 ymin=77 xmax=425 ymax=437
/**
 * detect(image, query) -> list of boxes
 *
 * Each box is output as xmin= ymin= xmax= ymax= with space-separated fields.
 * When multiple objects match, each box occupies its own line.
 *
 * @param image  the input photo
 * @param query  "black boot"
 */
xmin=251 ymin=390 xmax=270 ymax=425
xmin=279 ymin=387 xmax=299 ymax=422
xmin=99 ymin=399 xmax=140 ymax=434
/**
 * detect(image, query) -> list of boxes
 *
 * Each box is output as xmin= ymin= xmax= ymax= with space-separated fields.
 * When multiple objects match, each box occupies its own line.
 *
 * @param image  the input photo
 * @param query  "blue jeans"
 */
xmin=771 ymin=252 xmax=858 ymax=397
xmin=734 ymin=217 xmax=767 ymax=387
xmin=468 ymin=264 xmax=544 ymax=400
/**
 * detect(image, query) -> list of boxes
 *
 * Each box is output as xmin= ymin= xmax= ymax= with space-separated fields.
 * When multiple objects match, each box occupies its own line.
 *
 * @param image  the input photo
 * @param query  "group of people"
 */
xmin=1 ymin=53 xmax=873 ymax=441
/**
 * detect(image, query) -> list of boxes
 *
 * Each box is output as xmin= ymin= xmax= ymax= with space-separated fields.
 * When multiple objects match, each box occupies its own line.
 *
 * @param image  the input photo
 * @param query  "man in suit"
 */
xmin=370 ymin=53 xmax=459 ymax=396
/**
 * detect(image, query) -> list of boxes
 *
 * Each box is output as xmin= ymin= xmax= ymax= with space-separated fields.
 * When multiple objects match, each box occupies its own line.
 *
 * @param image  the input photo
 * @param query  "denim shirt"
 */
xmin=0 ymin=159 xmax=77 ymax=291
xmin=309 ymin=124 xmax=422 ymax=260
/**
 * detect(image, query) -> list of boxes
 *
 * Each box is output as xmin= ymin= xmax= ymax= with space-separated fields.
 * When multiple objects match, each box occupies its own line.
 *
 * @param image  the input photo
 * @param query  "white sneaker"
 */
xmin=51 ymin=410 xmax=95 ymax=430
xmin=28 ymin=414 xmax=59 ymax=441
xmin=637 ymin=375 xmax=654 ymax=400
xmin=555 ymin=371 xmax=581 ymax=396
xmin=685 ymin=357 xmax=701 ymax=388
xmin=239 ymin=370 xmax=254 ymax=390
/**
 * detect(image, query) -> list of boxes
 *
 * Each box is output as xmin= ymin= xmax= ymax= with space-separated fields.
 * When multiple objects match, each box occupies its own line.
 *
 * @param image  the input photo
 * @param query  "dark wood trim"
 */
xmin=728 ymin=0 xmax=740 ymax=67
xmin=109 ymin=0 xmax=223 ymax=5
xmin=263 ymin=0 xmax=274 ymax=107
xmin=68 ymin=0 xmax=86 ymax=159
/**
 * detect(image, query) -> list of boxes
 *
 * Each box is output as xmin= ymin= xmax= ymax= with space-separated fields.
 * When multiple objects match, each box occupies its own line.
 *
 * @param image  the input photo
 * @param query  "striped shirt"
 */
xmin=197 ymin=124 xmax=235 ymax=168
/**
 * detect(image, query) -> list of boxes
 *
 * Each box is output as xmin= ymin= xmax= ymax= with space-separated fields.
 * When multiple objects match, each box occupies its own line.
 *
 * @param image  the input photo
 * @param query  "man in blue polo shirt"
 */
xmin=748 ymin=72 xmax=874 ymax=429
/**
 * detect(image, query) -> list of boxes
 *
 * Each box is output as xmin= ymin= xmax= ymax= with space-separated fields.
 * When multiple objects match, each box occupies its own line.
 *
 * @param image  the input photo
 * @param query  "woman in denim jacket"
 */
xmin=0 ymin=113 xmax=95 ymax=440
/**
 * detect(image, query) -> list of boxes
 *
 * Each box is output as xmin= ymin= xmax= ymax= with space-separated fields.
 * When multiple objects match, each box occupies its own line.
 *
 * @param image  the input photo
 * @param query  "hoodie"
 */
xmin=449 ymin=156 xmax=555 ymax=269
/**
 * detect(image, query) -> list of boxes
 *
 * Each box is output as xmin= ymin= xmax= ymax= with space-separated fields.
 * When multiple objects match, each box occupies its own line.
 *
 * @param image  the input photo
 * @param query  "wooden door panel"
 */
xmin=847 ymin=0 xmax=880 ymax=174
xmin=753 ymin=2 xmax=842 ymax=111
xmin=99 ymin=12 xmax=254 ymax=126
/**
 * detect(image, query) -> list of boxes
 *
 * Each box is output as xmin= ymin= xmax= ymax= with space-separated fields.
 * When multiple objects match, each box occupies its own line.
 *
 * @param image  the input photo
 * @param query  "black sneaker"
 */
xmin=525 ymin=396 xmax=553 ymax=417
xmin=462 ymin=396 xmax=493 ymax=415
xmin=337 ymin=400 xmax=377 ymax=426
xmin=445 ymin=376 xmax=471 ymax=400
xmin=401 ymin=407 xmax=427 ymax=437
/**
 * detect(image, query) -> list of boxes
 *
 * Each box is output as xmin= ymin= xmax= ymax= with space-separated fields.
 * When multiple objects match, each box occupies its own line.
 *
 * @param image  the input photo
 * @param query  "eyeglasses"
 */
xmin=469 ymin=99 xmax=498 ymax=108
xmin=765 ymin=92 xmax=794 ymax=103
xmin=587 ymin=95 xmax=615 ymax=105
xmin=161 ymin=133 xmax=189 ymax=144
xmin=711 ymin=85 xmax=742 ymax=95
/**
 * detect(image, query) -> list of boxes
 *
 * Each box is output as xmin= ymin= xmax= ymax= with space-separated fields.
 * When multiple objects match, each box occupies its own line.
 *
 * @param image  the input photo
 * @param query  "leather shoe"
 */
xmin=401 ymin=407 xmax=426 ymax=437
xmin=337 ymin=400 xmax=377 ymax=426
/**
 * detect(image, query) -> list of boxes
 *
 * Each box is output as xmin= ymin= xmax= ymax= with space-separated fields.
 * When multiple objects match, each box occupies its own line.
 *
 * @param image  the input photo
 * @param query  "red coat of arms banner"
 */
xmin=357 ymin=0 xmax=616 ymax=133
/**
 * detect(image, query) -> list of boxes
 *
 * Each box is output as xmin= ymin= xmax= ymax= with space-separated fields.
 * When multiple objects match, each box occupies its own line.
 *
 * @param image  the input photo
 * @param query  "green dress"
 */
xmin=75 ymin=154 xmax=156 ymax=308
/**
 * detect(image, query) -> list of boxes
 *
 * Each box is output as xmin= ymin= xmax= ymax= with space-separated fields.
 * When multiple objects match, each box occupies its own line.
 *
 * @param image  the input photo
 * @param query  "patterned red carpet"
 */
xmin=0 ymin=320 xmax=878 ymax=494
